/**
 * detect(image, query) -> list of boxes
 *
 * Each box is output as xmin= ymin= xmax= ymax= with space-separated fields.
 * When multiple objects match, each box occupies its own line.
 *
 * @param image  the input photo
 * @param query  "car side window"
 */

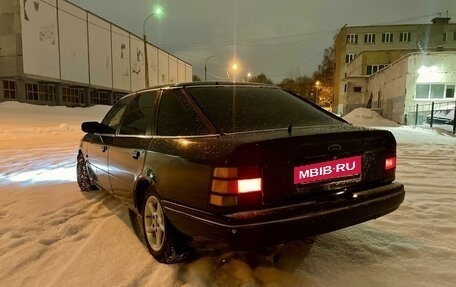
xmin=119 ymin=91 xmax=158 ymax=136
xmin=100 ymin=96 xmax=133 ymax=134
xmin=157 ymin=89 xmax=209 ymax=136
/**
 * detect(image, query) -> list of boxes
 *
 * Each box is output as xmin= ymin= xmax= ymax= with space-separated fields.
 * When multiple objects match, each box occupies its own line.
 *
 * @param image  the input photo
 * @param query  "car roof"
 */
xmin=133 ymin=81 xmax=278 ymax=94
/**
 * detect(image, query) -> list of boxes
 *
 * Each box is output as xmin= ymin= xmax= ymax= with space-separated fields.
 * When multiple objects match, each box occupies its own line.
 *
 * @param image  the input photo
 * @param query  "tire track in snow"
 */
xmin=0 ymin=187 xmax=124 ymax=283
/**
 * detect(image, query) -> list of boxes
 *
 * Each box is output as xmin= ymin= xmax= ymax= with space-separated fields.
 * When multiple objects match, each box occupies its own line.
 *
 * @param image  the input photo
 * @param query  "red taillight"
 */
xmin=210 ymin=166 xmax=262 ymax=206
xmin=385 ymin=157 xmax=396 ymax=170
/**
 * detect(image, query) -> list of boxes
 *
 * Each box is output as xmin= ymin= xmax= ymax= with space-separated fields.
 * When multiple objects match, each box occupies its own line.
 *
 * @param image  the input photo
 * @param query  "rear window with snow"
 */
xmin=188 ymin=86 xmax=342 ymax=133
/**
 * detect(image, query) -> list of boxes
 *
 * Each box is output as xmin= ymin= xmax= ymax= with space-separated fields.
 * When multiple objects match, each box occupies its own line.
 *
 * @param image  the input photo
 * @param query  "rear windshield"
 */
xmin=188 ymin=86 xmax=342 ymax=133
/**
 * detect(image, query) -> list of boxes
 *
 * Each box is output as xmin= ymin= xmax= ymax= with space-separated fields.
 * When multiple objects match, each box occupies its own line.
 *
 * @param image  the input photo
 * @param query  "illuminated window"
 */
xmin=416 ymin=84 xmax=455 ymax=99
xmin=430 ymin=84 xmax=445 ymax=99
xmin=364 ymin=33 xmax=375 ymax=44
xmin=3 ymin=80 xmax=16 ymax=99
xmin=400 ymin=32 xmax=411 ymax=42
xmin=346 ymin=34 xmax=358 ymax=44
xmin=382 ymin=32 xmax=393 ymax=43
xmin=416 ymin=84 xmax=430 ymax=99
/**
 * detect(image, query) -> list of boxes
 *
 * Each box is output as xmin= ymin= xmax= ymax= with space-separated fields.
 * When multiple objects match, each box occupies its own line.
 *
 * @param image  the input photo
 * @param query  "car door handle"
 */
xmin=131 ymin=150 xmax=140 ymax=160
xmin=101 ymin=145 xmax=108 ymax=152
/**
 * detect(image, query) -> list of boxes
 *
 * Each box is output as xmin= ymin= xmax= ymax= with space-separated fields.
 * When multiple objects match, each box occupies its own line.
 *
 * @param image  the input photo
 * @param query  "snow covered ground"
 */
xmin=0 ymin=103 xmax=455 ymax=287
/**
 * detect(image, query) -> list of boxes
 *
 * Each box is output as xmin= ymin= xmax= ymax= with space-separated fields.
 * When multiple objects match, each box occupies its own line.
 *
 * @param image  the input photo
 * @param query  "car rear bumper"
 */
xmin=163 ymin=182 xmax=405 ymax=250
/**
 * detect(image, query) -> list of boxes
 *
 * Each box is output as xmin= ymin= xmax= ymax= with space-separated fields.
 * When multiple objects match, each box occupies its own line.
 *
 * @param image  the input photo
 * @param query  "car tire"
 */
xmin=76 ymin=153 xmax=97 ymax=192
xmin=141 ymin=191 xmax=193 ymax=264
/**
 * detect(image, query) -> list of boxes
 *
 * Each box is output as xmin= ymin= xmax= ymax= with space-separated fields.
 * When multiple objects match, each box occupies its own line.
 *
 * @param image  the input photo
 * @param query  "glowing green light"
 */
xmin=153 ymin=5 xmax=164 ymax=19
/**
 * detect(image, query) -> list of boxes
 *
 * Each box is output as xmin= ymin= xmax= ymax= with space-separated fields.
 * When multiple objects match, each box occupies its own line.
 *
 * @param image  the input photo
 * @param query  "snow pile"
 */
xmin=1 ymin=102 xmax=456 ymax=287
xmin=343 ymin=107 xmax=400 ymax=127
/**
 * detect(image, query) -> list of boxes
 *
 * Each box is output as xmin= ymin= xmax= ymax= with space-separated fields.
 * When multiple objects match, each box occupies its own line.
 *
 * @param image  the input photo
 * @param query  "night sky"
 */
xmin=69 ymin=0 xmax=456 ymax=83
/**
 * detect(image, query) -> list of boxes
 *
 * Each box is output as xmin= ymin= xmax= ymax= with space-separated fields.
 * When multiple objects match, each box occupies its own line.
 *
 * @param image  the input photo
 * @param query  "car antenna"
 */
xmin=287 ymin=121 xmax=293 ymax=136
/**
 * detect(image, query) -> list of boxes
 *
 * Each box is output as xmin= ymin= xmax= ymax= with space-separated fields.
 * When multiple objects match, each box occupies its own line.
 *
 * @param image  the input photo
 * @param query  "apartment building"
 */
xmin=0 ymin=0 xmax=192 ymax=106
xmin=333 ymin=17 xmax=456 ymax=115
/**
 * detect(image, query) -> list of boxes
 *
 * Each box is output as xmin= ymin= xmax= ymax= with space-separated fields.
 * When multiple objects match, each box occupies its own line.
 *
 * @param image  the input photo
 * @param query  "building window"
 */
xmin=382 ymin=32 xmax=393 ymax=43
xmin=400 ymin=32 xmax=411 ymax=42
xmin=62 ymin=87 xmax=84 ymax=104
xmin=346 ymin=34 xmax=358 ymax=44
xmin=454 ymin=31 xmax=456 ymax=41
xmin=353 ymin=87 xmax=362 ymax=93
xmin=91 ymin=91 xmax=109 ymax=105
xmin=366 ymin=64 xmax=387 ymax=75
xmin=364 ymin=33 xmax=375 ymax=44
xmin=430 ymin=84 xmax=445 ymax=99
xmin=25 ymin=83 xmax=39 ymax=101
xmin=416 ymin=83 xmax=455 ymax=99
xmin=345 ymin=53 xmax=356 ymax=63
xmin=443 ymin=32 xmax=448 ymax=42
xmin=3 ymin=80 xmax=16 ymax=99
xmin=446 ymin=85 xmax=455 ymax=98
xmin=38 ymin=84 xmax=56 ymax=102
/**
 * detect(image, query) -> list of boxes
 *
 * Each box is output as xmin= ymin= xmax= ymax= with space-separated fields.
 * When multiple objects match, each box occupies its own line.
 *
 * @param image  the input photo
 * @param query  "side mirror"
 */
xmin=81 ymin=121 xmax=102 ymax=133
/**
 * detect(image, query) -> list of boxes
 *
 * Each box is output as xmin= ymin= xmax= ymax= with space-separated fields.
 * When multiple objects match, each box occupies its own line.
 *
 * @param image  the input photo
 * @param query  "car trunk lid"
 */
xmin=227 ymin=126 xmax=396 ymax=205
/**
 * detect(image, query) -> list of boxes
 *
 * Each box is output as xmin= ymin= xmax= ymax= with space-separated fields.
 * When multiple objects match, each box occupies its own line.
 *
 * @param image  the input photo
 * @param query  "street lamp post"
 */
xmin=143 ymin=14 xmax=154 ymax=88
xmin=204 ymin=55 xmax=215 ymax=81
xmin=143 ymin=7 xmax=163 ymax=88
xmin=315 ymin=80 xmax=321 ymax=104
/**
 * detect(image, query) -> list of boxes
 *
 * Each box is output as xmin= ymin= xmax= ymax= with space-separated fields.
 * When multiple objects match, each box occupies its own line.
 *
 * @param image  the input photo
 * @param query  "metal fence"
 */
xmin=405 ymin=101 xmax=456 ymax=134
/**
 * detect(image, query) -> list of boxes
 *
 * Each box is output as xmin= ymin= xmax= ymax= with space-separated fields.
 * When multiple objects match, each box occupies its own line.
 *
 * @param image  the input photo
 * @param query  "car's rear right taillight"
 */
xmin=210 ymin=166 xmax=262 ymax=207
xmin=385 ymin=157 xmax=396 ymax=170
xmin=384 ymin=143 xmax=397 ymax=182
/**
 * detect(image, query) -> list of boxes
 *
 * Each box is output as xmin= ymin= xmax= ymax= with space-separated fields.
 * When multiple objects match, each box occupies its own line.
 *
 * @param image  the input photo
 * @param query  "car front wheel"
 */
xmin=142 ymin=192 xmax=192 ymax=264
xmin=76 ymin=153 xmax=97 ymax=192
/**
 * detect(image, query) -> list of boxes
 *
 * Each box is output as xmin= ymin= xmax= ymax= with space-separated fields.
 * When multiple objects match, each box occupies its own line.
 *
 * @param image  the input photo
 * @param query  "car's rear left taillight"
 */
xmin=210 ymin=166 xmax=262 ymax=207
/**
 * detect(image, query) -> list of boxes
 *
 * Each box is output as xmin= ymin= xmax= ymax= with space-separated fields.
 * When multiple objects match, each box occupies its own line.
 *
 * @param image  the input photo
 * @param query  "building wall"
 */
xmin=88 ymin=13 xmax=112 ymax=89
xmin=367 ymin=56 xmax=408 ymax=123
xmin=334 ymin=20 xmax=456 ymax=115
xmin=405 ymin=52 xmax=456 ymax=107
xmin=0 ymin=0 xmax=20 ymax=79
xmin=364 ymin=52 xmax=456 ymax=124
xmin=1 ymin=0 xmax=192 ymax=105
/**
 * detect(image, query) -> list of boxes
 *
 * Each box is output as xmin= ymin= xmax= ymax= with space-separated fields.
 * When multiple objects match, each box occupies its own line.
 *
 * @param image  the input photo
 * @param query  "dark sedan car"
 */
xmin=77 ymin=82 xmax=405 ymax=264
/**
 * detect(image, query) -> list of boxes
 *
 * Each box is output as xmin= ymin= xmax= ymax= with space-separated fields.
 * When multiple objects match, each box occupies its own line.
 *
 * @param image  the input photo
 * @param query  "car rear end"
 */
xmin=163 ymin=83 xmax=405 ymax=249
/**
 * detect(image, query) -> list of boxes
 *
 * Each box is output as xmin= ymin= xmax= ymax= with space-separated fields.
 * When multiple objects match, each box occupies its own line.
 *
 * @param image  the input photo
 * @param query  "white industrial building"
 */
xmin=345 ymin=51 xmax=456 ymax=124
xmin=0 ymin=0 xmax=192 ymax=106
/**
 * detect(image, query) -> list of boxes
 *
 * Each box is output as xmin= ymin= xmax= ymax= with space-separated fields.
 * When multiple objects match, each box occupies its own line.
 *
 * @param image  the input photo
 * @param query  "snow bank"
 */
xmin=343 ymin=107 xmax=400 ymax=127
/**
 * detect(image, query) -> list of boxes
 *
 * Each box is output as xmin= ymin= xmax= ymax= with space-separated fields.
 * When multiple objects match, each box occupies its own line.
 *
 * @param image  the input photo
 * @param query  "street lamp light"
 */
xmin=143 ymin=6 xmax=163 ymax=87
xmin=315 ymin=81 xmax=321 ymax=105
xmin=231 ymin=63 xmax=238 ymax=82
xmin=204 ymin=55 xmax=215 ymax=81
